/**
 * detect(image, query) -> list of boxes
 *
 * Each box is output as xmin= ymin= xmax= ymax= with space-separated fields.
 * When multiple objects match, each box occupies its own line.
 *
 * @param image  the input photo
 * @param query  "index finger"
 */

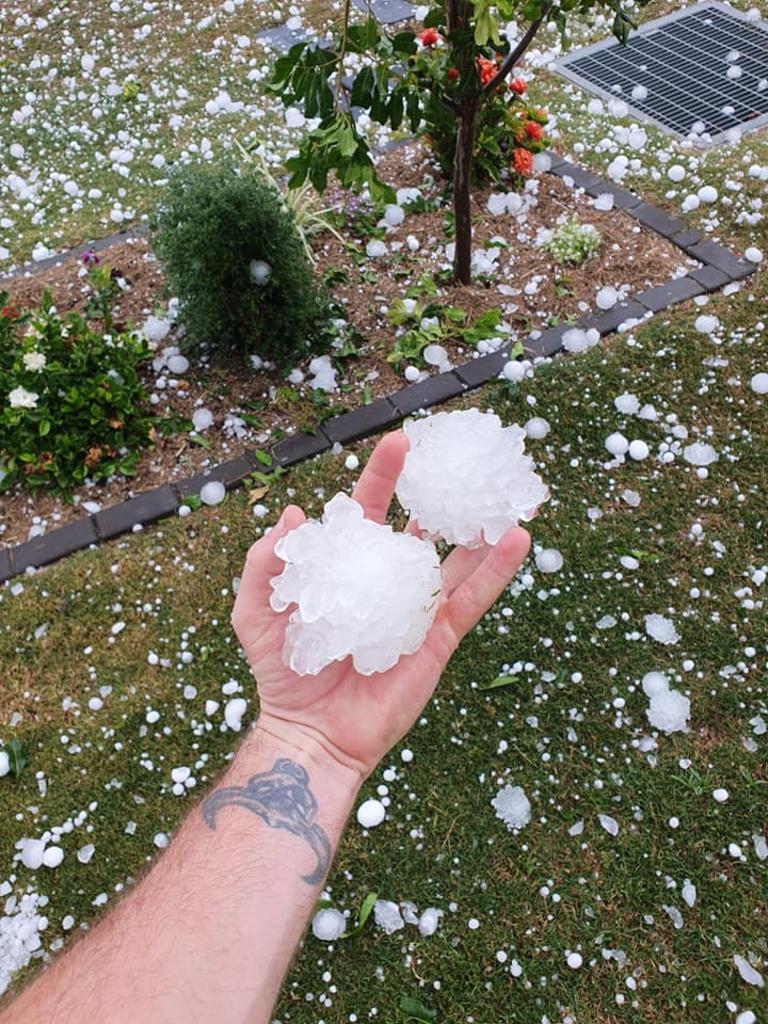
xmin=351 ymin=430 xmax=410 ymax=524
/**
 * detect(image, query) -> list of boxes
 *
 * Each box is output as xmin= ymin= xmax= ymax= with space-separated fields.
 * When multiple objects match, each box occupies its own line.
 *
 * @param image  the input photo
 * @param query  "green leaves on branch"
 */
xmin=472 ymin=0 xmax=502 ymax=46
xmin=285 ymin=114 xmax=396 ymax=203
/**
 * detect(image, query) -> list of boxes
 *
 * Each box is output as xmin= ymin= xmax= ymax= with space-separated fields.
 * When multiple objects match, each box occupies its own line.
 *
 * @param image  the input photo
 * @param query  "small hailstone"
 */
xmin=562 ymin=327 xmax=599 ymax=354
xmin=77 ymin=844 xmax=95 ymax=864
xmin=418 ymin=907 xmax=443 ymax=936
xmin=308 ymin=354 xmax=337 ymax=393
xmin=733 ymin=954 xmax=764 ymax=988
xmin=681 ymin=882 xmax=697 ymax=907
xmin=166 ymin=354 xmax=189 ymax=376
xmin=249 ymin=259 xmax=271 ymax=285
xmin=535 ymin=548 xmax=563 ymax=573
xmin=598 ymin=814 xmax=619 ymax=836
xmin=645 ymin=613 xmax=680 ymax=645
xmin=647 ymin=689 xmax=690 ymax=733
xmin=357 ymin=798 xmax=386 ymax=828
xmin=154 ymin=832 xmax=170 ymax=849
xmin=374 ymin=900 xmax=405 ymax=934
xmin=43 ymin=845 xmax=64 ymax=868
xmin=312 ymin=908 xmax=346 ymax=941
xmin=698 ymin=185 xmax=718 ymax=203
xmin=683 ymin=442 xmax=718 ymax=466
xmin=404 ymin=365 xmax=420 ymax=383
xmin=400 ymin=748 xmax=414 ymax=763
xmin=750 ymin=372 xmax=768 ymax=394
xmin=503 ymin=359 xmax=527 ymax=382
xmin=628 ymin=439 xmax=649 ymax=461
xmin=0 ymin=751 xmax=9 ymax=777
xmin=524 ymin=417 xmax=550 ymax=439
xmin=384 ymin=204 xmax=404 ymax=227
xmin=423 ymin=344 xmax=448 ymax=367
xmin=141 ymin=314 xmax=172 ymax=343
xmin=642 ymin=671 xmax=669 ymax=697
xmin=396 ymin=410 xmax=549 ymax=549
xmin=200 ymin=480 xmax=226 ymax=506
xmin=667 ymin=164 xmax=685 ymax=182
xmin=271 ymin=494 xmax=441 ymax=675
xmin=592 ymin=193 xmax=614 ymax=211
xmin=695 ymin=314 xmax=719 ymax=334
xmin=566 ymin=952 xmax=583 ymax=969
xmin=596 ymin=286 xmax=618 ymax=310
xmin=344 ymin=454 xmax=359 ymax=471
xmin=366 ymin=239 xmax=387 ymax=258
xmin=735 ymin=1012 xmax=757 ymax=1024
xmin=713 ymin=787 xmax=729 ymax=803
xmin=224 ymin=697 xmax=247 ymax=731
xmin=192 ymin=408 xmax=213 ymax=432
xmin=492 ymin=784 xmax=531 ymax=830
xmin=605 ymin=432 xmax=629 ymax=456
xmin=744 ymin=246 xmax=763 ymax=264
xmin=614 ymin=392 xmax=640 ymax=415
xmin=19 ymin=839 xmax=46 ymax=870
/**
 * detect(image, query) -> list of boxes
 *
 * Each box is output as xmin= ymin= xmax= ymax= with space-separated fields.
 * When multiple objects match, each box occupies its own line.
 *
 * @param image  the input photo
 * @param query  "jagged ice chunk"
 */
xmin=396 ymin=410 xmax=549 ymax=549
xmin=270 ymin=494 xmax=441 ymax=676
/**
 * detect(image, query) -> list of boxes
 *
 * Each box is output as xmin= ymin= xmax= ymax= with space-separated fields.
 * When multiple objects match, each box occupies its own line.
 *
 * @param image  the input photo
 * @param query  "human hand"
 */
xmin=232 ymin=430 xmax=531 ymax=779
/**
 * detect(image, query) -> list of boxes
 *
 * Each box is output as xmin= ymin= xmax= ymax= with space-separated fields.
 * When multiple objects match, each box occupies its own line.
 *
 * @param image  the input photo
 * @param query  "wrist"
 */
xmin=240 ymin=713 xmax=365 ymax=795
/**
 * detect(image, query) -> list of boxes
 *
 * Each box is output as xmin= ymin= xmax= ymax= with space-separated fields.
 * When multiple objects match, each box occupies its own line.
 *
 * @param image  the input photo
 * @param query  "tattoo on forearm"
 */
xmin=201 ymin=757 xmax=331 ymax=885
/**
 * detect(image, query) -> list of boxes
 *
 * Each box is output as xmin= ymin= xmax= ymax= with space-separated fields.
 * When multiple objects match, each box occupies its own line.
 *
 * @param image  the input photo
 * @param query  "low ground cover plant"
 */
xmin=0 ymin=292 xmax=150 ymax=493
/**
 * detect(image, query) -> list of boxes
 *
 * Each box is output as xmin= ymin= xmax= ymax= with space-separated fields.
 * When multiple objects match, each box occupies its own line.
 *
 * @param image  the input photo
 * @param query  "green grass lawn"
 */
xmin=1 ymin=272 xmax=766 ymax=1020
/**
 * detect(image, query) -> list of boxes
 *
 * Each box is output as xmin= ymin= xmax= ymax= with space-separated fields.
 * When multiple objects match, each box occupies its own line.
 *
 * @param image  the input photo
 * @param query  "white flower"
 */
xmin=9 ymin=386 xmax=40 ymax=409
xmin=22 ymin=351 xmax=47 ymax=372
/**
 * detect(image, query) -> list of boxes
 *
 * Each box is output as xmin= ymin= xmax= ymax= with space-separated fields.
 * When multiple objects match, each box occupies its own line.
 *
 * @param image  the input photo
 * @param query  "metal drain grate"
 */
xmin=556 ymin=1 xmax=768 ymax=145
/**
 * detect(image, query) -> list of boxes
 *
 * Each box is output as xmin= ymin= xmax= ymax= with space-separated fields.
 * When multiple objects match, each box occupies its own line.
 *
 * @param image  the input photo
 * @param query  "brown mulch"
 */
xmin=1 ymin=142 xmax=694 ymax=551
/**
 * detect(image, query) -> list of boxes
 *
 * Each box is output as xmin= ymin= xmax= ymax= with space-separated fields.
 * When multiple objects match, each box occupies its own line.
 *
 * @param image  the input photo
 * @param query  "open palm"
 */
xmin=232 ymin=431 xmax=531 ymax=777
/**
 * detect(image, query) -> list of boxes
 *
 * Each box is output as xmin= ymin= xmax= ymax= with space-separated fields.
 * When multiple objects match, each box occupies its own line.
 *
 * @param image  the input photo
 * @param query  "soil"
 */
xmin=1 ymin=142 xmax=694 ymax=551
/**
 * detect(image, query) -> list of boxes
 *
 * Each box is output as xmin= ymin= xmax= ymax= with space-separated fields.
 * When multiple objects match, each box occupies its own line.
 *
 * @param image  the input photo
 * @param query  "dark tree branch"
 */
xmin=481 ymin=6 xmax=551 ymax=95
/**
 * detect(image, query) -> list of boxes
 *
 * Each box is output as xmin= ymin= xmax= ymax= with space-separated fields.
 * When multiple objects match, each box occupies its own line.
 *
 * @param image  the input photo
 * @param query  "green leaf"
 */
xmin=478 ymin=674 xmax=518 ymax=692
xmin=188 ymin=432 xmax=212 ymax=449
xmin=39 ymin=420 xmax=51 ymax=437
xmin=400 ymin=994 xmax=437 ymax=1021
xmin=6 ymin=739 xmax=26 ymax=778
xmin=253 ymin=448 xmax=273 ymax=466
xmin=341 ymin=890 xmax=378 ymax=938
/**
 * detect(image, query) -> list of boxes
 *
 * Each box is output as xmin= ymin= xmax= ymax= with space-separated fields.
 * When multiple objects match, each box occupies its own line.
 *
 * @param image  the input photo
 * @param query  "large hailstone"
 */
xmin=270 ymin=494 xmax=441 ymax=676
xmin=395 ymin=410 xmax=549 ymax=549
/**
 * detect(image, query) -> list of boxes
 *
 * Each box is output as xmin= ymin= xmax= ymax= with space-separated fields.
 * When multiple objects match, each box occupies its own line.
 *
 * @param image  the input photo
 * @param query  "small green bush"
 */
xmin=0 ymin=293 xmax=150 ymax=493
xmin=542 ymin=218 xmax=602 ymax=266
xmin=151 ymin=162 xmax=327 ymax=365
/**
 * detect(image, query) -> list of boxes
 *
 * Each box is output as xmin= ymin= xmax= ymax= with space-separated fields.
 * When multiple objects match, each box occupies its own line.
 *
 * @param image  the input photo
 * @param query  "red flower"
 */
xmin=525 ymin=120 xmax=544 ymax=141
xmin=512 ymin=148 xmax=533 ymax=176
xmin=1 ymin=304 xmax=18 ymax=319
xmin=509 ymin=77 xmax=527 ymax=94
xmin=420 ymin=27 xmax=440 ymax=46
xmin=477 ymin=56 xmax=496 ymax=87
xmin=447 ymin=67 xmax=459 ymax=81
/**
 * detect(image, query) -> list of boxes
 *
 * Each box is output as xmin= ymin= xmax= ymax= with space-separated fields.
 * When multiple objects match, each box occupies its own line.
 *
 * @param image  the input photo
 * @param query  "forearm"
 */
xmin=4 ymin=718 xmax=361 ymax=1024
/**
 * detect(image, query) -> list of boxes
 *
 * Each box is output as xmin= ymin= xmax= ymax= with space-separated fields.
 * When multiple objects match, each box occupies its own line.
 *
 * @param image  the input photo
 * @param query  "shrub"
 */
xmin=542 ymin=219 xmax=602 ymax=266
xmin=0 ymin=293 xmax=151 ymax=493
xmin=151 ymin=162 xmax=327 ymax=366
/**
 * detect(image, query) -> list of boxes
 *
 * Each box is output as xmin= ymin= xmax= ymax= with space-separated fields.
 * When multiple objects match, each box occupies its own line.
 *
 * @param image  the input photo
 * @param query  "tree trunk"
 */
xmin=452 ymin=96 xmax=477 ymax=285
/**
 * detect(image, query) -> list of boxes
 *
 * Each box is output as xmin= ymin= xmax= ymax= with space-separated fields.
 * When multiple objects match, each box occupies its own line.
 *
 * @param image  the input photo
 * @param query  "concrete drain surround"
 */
xmin=0 ymin=153 xmax=757 ymax=584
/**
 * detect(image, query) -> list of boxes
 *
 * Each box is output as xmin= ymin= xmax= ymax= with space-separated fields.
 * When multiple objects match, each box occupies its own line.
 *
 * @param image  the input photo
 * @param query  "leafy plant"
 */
xmin=0 ymin=292 xmax=151 ymax=494
xmin=270 ymin=0 xmax=643 ymax=283
xmin=542 ymin=218 xmax=602 ymax=265
xmin=387 ymin=299 xmax=513 ymax=366
xmin=151 ymin=161 xmax=328 ymax=366
xmin=5 ymin=739 xmax=26 ymax=778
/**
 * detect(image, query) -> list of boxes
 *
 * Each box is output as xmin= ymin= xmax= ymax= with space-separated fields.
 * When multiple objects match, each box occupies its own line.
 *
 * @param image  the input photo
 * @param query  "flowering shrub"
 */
xmin=419 ymin=51 xmax=550 ymax=187
xmin=542 ymin=219 xmax=602 ymax=265
xmin=151 ymin=162 xmax=328 ymax=366
xmin=0 ymin=293 xmax=151 ymax=493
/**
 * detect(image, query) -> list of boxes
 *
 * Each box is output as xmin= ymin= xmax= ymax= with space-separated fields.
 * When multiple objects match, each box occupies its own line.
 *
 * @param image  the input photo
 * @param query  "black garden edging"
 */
xmin=0 ymin=152 xmax=757 ymax=584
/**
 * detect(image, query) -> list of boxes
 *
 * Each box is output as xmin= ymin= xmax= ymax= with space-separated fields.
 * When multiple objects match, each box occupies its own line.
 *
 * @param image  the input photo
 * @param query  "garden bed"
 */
xmin=0 ymin=143 xmax=693 ymax=550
